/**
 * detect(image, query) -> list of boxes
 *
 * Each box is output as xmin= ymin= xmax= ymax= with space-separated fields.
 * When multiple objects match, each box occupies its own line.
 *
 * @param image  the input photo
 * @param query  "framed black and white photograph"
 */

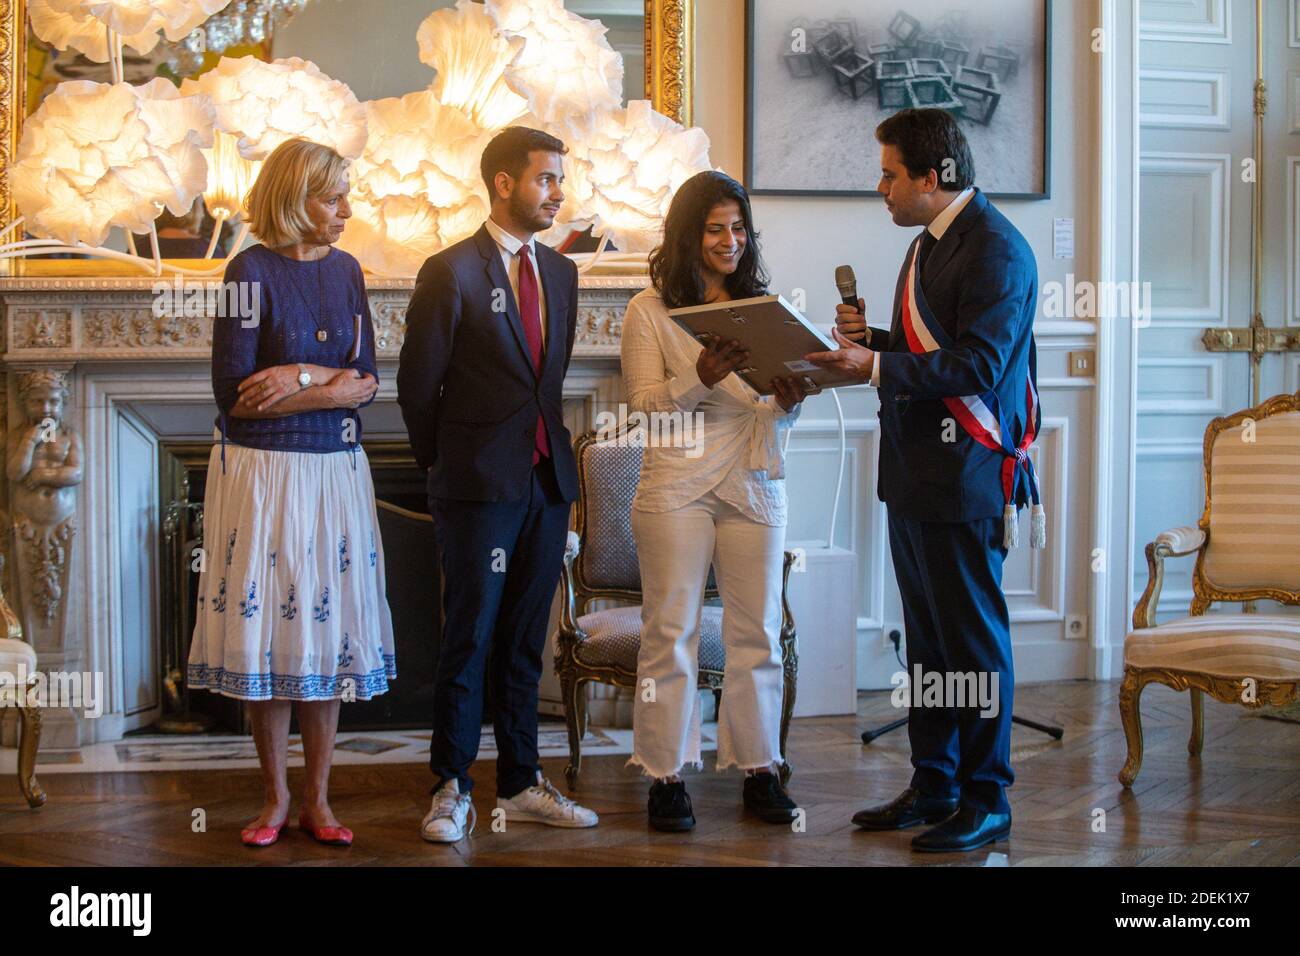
xmin=745 ymin=0 xmax=1052 ymax=198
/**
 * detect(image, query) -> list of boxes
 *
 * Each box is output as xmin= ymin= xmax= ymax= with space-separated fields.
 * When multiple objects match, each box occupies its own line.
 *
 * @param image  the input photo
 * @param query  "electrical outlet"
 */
xmin=1065 ymin=614 xmax=1087 ymax=640
xmin=883 ymin=626 xmax=903 ymax=650
xmin=1068 ymin=350 xmax=1095 ymax=377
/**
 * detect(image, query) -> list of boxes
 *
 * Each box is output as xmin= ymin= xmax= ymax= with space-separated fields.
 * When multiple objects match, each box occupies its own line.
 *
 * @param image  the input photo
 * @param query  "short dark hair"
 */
xmin=875 ymin=108 xmax=974 ymax=191
xmin=649 ymin=171 xmax=770 ymax=310
xmin=480 ymin=126 xmax=568 ymax=198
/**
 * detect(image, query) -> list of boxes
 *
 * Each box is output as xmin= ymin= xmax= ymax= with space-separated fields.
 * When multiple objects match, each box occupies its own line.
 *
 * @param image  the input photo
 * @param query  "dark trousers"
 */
xmin=428 ymin=457 xmax=570 ymax=798
xmin=887 ymin=510 xmax=1015 ymax=814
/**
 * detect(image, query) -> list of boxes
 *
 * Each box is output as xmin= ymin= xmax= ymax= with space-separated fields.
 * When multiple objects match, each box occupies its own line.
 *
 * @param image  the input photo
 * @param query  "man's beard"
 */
xmin=509 ymin=193 xmax=553 ymax=233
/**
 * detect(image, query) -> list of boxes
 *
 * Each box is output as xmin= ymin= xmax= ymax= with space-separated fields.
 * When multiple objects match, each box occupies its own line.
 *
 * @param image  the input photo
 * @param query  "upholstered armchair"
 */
xmin=554 ymin=428 xmax=799 ymax=789
xmin=1119 ymin=392 xmax=1300 ymax=786
xmin=0 ymin=556 xmax=44 ymax=807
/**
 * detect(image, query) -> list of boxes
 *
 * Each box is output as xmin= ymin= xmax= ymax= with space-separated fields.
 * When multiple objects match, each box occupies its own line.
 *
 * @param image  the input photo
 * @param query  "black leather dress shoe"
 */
xmin=851 ymin=788 xmax=960 ymax=831
xmin=911 ymin=806 xmax=1011 ymax=852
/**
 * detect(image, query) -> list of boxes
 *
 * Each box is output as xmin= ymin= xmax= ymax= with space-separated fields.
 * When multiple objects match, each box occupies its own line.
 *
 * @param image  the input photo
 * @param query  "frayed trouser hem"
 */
xmin=626 ymin=754 xmax=704 ymax=780
xmin=714 ymin=754 xmax=781 ymax=774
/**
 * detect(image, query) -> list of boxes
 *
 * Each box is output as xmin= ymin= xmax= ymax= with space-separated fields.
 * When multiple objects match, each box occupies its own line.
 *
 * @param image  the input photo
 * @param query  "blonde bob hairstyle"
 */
xmin=244 ymin=138 xmax=350 ymax=248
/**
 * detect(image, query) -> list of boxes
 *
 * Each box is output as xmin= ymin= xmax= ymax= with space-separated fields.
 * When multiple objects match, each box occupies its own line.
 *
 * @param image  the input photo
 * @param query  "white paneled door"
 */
xmin=1136 ymin=0 xmax=1300 ymax=621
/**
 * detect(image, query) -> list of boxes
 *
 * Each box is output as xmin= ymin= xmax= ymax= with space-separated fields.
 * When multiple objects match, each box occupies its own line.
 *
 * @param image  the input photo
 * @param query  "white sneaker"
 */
xmin=496 ymin=773 xmax=599 ymax=829
xmin=421 ymin=779 xmax=477 ymax=843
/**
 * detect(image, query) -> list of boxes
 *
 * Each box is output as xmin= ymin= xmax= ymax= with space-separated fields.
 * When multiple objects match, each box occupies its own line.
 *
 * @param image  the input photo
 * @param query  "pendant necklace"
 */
xmin=277 ymin=245 xmax=329 ymax=342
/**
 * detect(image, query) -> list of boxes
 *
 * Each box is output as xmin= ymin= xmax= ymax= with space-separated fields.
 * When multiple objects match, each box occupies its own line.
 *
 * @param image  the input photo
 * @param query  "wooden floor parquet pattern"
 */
xmin=2 ymin=680 xmax=1297 ymax=866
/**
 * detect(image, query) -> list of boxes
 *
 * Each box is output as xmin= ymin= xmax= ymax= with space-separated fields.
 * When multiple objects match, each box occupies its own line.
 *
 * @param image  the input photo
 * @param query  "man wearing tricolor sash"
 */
xmin=806 ymin=109 xmax=1042 ymax=853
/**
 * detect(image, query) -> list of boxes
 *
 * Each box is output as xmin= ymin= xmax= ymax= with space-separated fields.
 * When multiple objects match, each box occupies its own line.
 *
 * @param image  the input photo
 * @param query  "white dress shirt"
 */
xmin=870 ymin=186 xmax=975 ymax=387
xmin=620 ymin=288 xmax=800 ymax=526
xmin=484 ymin=215 xmax=547 ymax=348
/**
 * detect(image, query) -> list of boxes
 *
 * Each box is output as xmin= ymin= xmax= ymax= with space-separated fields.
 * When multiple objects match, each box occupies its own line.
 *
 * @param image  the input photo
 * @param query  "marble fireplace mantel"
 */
xmin=0 ymin=273 xmax=647 ymax=749
xmin=0 ymin=273 xmax=646 ymax=363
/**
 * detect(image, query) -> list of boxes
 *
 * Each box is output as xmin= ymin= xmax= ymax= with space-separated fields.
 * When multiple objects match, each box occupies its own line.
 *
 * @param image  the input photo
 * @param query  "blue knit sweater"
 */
xmin=212 ymin=244 xmax=378 ymax=453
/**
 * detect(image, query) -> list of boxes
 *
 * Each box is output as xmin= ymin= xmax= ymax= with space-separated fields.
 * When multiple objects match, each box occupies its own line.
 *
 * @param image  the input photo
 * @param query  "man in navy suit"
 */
xmin=807 ymin=109 xmax=1040 ymax=852
xmin=398 ymin=127 xmax=598 ymax=843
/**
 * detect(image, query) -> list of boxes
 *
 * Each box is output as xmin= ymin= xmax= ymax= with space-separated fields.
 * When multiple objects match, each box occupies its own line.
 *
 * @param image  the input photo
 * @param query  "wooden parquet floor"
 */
xmin=2 ymin=680 xmax=1298 ymax=866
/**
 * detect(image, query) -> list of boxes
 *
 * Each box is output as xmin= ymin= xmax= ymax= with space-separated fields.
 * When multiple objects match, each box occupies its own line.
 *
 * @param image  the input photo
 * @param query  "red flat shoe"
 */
xmin=299 ymin=814 xmax=353 ymax=846
xmin=240 ymin=819 xmax=287 ymax=847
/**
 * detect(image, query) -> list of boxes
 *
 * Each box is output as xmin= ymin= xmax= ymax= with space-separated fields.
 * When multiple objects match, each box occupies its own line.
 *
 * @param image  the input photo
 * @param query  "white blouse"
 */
xmin=620 ymin=287 xmax=799 ymax=527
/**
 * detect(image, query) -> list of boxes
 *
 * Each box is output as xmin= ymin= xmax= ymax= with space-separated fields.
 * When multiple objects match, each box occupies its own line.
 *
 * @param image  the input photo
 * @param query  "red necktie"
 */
xmin=517 ymin=245 xmax=550 ymax=464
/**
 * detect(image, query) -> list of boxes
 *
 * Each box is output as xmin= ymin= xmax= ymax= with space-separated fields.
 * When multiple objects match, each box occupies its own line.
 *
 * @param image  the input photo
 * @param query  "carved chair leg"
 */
xmin=17 ymin=701 xmax=46 ymax=808
xmin=1188 ymin=688 xmax=1204 ymax=756
xmin=561 ymin=674 xmax=584 ymax=791
xmin=1118 ymin=668 xmax=1148 ymax=788
xmin=778 ymin=656 xmax=797 ymax=787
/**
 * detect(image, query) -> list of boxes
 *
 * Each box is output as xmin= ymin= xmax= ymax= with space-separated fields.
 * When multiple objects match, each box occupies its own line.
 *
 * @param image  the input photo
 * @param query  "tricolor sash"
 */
xmin=899 ymin=234 xmax=1046 ymax=548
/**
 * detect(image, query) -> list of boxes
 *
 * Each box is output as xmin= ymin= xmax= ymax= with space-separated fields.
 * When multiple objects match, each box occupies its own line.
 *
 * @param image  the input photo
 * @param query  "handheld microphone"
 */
xmin=835 ymin=264 xmax=859 ymax=308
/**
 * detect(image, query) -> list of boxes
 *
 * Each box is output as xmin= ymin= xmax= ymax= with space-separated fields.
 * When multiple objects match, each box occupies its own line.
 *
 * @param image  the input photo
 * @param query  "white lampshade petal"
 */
xmin=181 ymin=56 xmax=368 ymax=162
xmin=564 ymin=101 xmax=712 ymax=253
xmin=28 ymin=0 xmax=232 ymax=60
xmin=338 ymin=90 xmax=491 ymax=276
xmin=13 ymin=77 xmax=215 ymax=247
xmin=419 ymin=0 xmax=528 ymax=131
xmin=83 ymin=0 xmax=233 ymax=41
xmin=484 ymin=0 xmax=622 ymax=136
xmin=202 ymin=130 xmax=261 ymax=220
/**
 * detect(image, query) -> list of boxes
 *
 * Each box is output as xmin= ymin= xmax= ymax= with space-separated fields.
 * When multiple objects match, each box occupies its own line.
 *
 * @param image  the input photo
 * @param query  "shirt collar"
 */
xmin=485 ymin=216 xmax=536 ymax=258
xmin=926 ymin=187 xmax=976 ymax=241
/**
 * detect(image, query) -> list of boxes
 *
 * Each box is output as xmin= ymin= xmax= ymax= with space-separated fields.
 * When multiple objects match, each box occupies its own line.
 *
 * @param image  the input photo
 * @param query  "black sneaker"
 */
xmin=647 ymin=780 xmax=696 ymax=832
xmin=743 ymin=771 xmax=798 ymax=823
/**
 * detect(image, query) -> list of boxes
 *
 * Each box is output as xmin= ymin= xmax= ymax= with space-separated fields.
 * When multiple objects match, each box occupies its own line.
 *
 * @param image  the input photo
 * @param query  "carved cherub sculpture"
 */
xmin=7 ymin=370 xmax=82 ymax=623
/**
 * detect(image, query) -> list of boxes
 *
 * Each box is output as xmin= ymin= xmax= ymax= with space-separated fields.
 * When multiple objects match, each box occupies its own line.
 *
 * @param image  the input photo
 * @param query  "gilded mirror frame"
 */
xmin=0 ymin=0 xmax=695 ymax=232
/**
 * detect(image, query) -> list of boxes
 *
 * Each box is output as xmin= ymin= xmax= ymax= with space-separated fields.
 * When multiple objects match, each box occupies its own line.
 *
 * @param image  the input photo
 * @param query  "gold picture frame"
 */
xmin=0 ymin=0 xmax=697 ymax=233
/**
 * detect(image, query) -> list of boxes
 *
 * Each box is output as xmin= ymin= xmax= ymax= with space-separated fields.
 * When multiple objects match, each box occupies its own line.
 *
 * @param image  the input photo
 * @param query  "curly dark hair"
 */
xmin=649 ymin=171 xmax=770 ymax=309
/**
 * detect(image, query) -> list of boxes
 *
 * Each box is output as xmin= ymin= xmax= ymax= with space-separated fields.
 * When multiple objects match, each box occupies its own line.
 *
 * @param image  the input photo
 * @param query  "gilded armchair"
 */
xmin=1119 ymin=391 xmax=1300 ymax=786
xmin=554 ymin=428 xmax=799 ymax=789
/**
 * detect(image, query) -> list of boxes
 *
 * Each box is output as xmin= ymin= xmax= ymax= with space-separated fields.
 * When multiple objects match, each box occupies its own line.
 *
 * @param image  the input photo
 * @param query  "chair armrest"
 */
xmin=558 ymin=532 xmax=584 ymax=640
xmin=1133 ymin=525 xmax=1207 ymax=629
xmin=1153 ymin=526 xmax=1206 ymax=557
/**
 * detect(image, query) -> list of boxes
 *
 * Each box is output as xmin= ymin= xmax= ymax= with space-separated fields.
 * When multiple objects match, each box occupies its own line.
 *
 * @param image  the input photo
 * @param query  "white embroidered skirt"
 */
xmin=187 ymin=438 xmax=396 ymax=701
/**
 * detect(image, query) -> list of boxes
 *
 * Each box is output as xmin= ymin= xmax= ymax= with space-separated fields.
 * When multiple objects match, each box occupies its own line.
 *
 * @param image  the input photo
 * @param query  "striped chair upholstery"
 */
xmin=1119 ymin=396 xmax=1300 ymax=788
xmin=1124 ymin=615 xmax=1300 ymax=682
xmin=1202 ymin=412 xmax=1300 ymax=591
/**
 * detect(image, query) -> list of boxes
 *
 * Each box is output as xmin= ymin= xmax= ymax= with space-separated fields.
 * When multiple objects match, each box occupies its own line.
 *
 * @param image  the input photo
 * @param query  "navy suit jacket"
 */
xmin=865 ymin=190 xmax=1040 ymax=523
xmin=397 ymin=224 xmax=580 ymax=503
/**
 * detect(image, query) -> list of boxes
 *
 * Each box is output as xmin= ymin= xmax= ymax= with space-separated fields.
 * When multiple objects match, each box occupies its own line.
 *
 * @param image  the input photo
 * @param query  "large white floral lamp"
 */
xmin=9 ymin=78 xmax=215 ymax=269
xmin=338 ymin=89 xmax=491 ymax=278
xmin=28 ymin=0 xmax=234 ymax=78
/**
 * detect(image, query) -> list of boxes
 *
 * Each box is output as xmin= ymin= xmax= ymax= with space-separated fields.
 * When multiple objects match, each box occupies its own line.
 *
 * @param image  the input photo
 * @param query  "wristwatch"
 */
xmin=296 ymin=364 xmax=312 ymax=389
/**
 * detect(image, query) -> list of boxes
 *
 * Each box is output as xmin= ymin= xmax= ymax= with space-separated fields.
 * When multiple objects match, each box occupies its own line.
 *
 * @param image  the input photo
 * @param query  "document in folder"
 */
xmin=667 ymin=294 xmax=861 ymax=395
